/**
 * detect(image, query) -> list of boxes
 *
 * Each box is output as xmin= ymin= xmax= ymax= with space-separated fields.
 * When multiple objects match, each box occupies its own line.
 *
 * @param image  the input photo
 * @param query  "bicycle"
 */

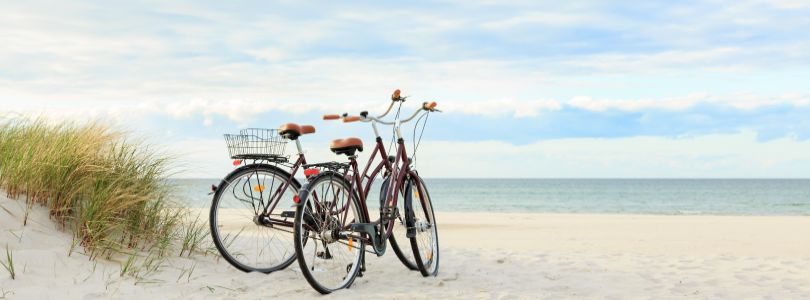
xmin=209 ymin=124 xmax=319 ymax=273
xmin=292 ymin=90 xmax=441 ymax=294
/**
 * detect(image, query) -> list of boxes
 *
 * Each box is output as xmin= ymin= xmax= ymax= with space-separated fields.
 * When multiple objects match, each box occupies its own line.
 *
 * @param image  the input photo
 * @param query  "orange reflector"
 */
xmin=304 ymin=168 xmax=320 ymax=177
xmin=293 ymin=195 xmax=300 ymax=203
xmin=348 ymin=237 xmax=353 ymax=250
xmin=253 ymin=185 xmax=265 ymax=193
xmin=426 ymin=251 xmax=432 ymax=260
xmin=232 ymin=160 xmax=242 ymax=166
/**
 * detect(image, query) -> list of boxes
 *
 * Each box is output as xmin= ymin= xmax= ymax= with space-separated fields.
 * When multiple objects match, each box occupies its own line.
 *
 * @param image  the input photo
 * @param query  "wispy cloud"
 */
xmin=1 ymin=0 xmax=809 ymax=177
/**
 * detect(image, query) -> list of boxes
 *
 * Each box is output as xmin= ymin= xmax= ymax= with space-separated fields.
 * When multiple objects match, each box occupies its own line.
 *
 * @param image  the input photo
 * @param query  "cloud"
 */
xmin=2 ymin=0 xmax=810 ymax=178
xmin=442 ymin=99 xmax=562 ymax=117
xmin=165 ymin=131 xmax=810 ymax=178
xmin=566 ymin=93 xmax=810 ymax=112
xmin=480 ymin=11 xmax=596 ymax=29
xmin=411 ymin=131 xmax=810 ymax=178
xmin=3 ymin=92 xmax=809 ymax=144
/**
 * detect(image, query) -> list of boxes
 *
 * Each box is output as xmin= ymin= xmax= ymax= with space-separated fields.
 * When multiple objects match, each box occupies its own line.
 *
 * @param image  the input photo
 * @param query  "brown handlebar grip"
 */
xmin=323 ymin=114 xmax=341 ymax=120
xmin=422 ymin=101 xmax=438 ymax=110
xmin=343 ymin=116 xmax=362 ymax=123
xmin=391 ymin=89 xmax=401 ymax=100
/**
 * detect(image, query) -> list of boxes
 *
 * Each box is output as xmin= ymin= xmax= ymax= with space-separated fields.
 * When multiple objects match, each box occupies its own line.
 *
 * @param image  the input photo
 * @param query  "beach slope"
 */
xmin=2 ymin=195 xmax=809 ymax=299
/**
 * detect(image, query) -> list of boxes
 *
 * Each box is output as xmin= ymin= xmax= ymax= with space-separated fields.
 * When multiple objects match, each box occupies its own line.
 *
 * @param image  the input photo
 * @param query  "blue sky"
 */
xmin=1 ymin=1 xmax=810 ymax=178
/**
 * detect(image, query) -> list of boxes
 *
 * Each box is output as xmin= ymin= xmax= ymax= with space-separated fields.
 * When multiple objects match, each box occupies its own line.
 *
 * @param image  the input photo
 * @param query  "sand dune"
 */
xmin=2 ymin=194 xmax=810 ymax=299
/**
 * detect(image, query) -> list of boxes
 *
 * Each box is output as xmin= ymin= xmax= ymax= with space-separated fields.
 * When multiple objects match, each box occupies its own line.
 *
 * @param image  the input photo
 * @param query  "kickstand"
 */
xmin=358 ymin=251 xmax=366 ymax=277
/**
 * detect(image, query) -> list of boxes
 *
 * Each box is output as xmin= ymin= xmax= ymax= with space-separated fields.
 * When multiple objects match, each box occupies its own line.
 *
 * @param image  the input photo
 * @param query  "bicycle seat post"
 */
xmin=294 ymin=139 xmax=303 ymax=155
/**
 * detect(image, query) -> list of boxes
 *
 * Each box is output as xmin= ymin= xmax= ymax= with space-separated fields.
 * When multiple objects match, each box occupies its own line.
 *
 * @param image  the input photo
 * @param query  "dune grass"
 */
xmin=1 ymin=244 xmax=14 ymax=280
xmin=0 ymin=118 xmax=187 ymax=261
xmin=179 ymin=215 xmax=208 ymax=257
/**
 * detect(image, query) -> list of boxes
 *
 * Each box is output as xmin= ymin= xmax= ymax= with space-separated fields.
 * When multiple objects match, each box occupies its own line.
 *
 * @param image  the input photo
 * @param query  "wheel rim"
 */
xmin=297 ymin=176 xmax=362 ymax=291
xmin=410 ymin=178 xmax=439 ymax=275
xmin=212 ymin=169 xmax=297 ymax=271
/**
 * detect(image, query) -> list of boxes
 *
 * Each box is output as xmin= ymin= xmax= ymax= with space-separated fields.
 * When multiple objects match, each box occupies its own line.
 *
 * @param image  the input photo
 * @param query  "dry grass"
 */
xmin=0 ymin=118 xmax=185 ymax=260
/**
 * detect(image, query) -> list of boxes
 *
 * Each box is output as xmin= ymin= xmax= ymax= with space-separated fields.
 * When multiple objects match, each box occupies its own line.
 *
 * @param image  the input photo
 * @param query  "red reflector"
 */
xmin=232 ymin=160 xmax=242 ymax=166
xmin=304 ymin=169 xmax=320 ymax=177
xmin=293 ymin=195 xmax=300 ymax=203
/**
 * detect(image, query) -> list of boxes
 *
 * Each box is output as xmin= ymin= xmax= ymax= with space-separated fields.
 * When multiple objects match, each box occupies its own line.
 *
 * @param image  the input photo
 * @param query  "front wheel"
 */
xmin=382 ymin=176 xmax=419 ymax=271
xmin=407 ymin=175 xmax=440 ymax=277
xmin=294 ymin=171 xmax=365 ymax=294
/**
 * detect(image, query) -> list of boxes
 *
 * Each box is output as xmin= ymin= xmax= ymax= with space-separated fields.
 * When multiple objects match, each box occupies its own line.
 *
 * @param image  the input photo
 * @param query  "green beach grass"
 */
xmin=0 ymin=118 xmax=197 ymax=264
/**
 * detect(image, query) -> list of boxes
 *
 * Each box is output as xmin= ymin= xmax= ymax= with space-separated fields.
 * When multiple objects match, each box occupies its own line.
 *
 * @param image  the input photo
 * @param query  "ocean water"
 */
xmin=172 ymin=178 xmax=810 ymax=216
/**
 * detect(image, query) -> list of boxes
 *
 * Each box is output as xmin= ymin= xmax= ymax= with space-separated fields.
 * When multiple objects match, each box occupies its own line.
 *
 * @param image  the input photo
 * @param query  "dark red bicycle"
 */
xmin=293 ymin=90 xmax=440 ymax=293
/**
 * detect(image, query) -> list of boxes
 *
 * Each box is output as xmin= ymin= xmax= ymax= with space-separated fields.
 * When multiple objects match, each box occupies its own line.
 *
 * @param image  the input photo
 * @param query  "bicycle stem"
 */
xmin=363 ymin=106 xmax=426 ymax=140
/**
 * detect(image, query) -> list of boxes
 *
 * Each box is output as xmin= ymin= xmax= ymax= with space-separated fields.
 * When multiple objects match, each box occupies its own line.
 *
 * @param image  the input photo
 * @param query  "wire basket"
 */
xmin=224 ymin=128 xmax=288 ymax=161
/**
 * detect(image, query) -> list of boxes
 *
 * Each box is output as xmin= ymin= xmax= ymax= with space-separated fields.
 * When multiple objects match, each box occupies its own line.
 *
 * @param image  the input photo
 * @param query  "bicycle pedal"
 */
xmin=317 ymin=250 xmax=333 ymax=259
xmin=406 ymin=227 xmax=416 ymax=238
xmin=380 ymin=206 xmax=399 ymax=221
xmin=280 ymin=211 xmax=294 ymax=218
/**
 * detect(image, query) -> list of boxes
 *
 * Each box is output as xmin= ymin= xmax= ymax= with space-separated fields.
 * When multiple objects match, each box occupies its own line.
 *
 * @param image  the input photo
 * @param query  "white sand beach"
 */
xmin=2 ymin=194 xmax=810 ymax=299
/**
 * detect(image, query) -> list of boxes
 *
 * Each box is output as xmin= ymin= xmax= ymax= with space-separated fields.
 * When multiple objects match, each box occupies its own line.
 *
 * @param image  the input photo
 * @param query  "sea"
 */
xmin=171 ymin=179 xmax=810 ymax=216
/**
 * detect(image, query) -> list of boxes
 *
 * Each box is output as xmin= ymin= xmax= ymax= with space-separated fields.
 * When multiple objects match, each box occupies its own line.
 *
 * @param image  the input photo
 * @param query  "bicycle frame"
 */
xmin=259 ymin=152 xmax=307 ymax=227
xmin=304 ymin=98 xmax=437 ymax=255
xmin=226 ymin=138 xmax=308 ymax=229
xmin=330 ymin=132 xmax=424 ymax=255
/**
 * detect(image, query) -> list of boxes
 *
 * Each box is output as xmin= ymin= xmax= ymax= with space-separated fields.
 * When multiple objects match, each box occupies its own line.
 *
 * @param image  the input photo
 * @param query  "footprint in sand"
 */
xmin=543 ymin=273 xmax=561 ymax=281
xmin=442 ymin=272 xmax=460 ymax=282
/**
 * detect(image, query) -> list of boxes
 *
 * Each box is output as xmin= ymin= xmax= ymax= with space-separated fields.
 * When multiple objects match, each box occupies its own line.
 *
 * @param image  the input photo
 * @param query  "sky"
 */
xmin=1 ymin=1 xmax=810 ymax=178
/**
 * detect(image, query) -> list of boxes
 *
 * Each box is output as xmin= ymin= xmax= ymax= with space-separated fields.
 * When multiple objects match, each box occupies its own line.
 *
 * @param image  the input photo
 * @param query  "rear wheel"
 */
xmin=210 ymin=164 xmax=299 ymax=273
xmin=294 ymin=172 xmax=364 ymax=294
xmin=407 ymin=175 xmax=440 ymax=277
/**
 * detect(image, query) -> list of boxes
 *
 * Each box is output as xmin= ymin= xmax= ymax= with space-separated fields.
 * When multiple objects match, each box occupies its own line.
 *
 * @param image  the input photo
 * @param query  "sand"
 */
xmin=1 ymin=194 xmax=810 ymax=299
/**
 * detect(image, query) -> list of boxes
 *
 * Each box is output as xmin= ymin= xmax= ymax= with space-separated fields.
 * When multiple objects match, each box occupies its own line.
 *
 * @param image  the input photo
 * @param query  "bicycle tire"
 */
xmin=210 ymin=164 xmax=300 ymax=273
xmin=382 ymin=176 xmax=420 ymax=271
xmin=294 ymin=171 xmax=365 ymax=294
xmin=407 ymin=175 xmax=440 ymax=277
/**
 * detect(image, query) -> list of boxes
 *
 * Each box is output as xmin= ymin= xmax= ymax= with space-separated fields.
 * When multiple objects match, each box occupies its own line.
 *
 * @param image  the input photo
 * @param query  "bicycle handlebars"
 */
xmin=323 ymin=90 xmax=440 ymax=125
xmin=342 ymin=100 xmax=439 ymax=125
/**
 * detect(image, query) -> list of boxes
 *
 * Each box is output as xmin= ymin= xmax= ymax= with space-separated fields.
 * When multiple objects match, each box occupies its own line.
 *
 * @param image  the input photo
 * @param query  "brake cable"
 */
xmin=411 ymin=111 xmax=429 ymax=164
